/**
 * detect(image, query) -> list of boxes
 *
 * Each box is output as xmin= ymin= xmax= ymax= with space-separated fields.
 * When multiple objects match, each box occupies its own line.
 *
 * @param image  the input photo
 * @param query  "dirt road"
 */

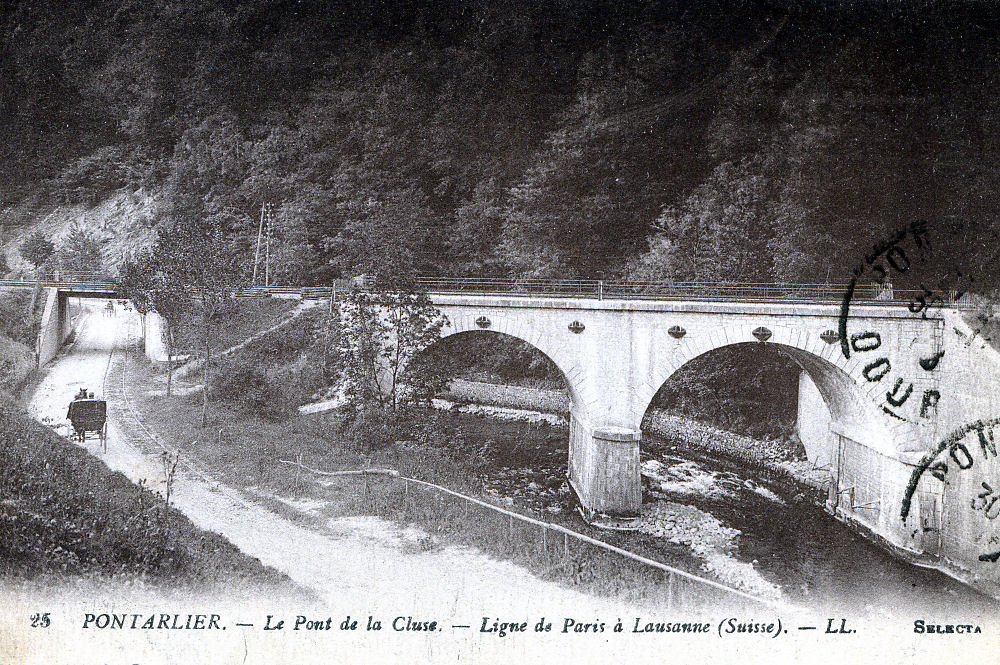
xmin=26 ymin=306 xmax=649 ymax=611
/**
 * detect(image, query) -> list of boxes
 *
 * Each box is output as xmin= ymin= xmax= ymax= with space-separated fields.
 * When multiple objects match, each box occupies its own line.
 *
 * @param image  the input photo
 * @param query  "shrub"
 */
xmin=344 ymin=405 xmax=399 ymax=453
xmin=48 ymin=146 xmax=133 ymax=206
xmin=267 ymin=354 xmax=327 ymax=405
xmin=209 ymin=361 xmax=293 ymax=421
xmin=0 ymin=291 xmax=35 ymax=347
xmin=56 ymin=221 xmax=104 ymax=272
xmin=255 ymin=319 xmax=316 ymax=364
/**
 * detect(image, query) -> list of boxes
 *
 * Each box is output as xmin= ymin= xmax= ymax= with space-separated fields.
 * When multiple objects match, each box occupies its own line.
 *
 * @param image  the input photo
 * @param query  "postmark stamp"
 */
xmin=837 ymin=218 xmax=1000 ymax=588
xmin=837 ymin=220 xmax=970 ymax=423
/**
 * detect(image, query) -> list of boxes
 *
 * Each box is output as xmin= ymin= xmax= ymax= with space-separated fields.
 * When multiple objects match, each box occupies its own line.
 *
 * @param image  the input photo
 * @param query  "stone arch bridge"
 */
xmin=416 ymin=286 xmax=1000 ymax=597
xmin=429 ymin=294 xmax=935 ymax=512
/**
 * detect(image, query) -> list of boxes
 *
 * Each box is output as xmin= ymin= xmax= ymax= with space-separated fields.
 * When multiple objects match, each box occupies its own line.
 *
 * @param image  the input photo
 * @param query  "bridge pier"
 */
xmin=144 ymin=312 xmax=170 ymax=363
xmin=568 ymin=415 xmax=642 ymax=522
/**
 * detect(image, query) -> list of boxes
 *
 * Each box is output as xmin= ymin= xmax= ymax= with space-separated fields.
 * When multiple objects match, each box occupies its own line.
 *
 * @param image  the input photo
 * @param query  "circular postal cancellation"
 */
xmin=831 ymin=218 xmax=1000 ymax=596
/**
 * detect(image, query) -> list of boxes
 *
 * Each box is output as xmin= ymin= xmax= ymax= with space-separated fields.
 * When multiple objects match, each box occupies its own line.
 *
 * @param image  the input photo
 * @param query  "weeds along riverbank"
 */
xmin=0 ymin=395 xmax=293 ymax=596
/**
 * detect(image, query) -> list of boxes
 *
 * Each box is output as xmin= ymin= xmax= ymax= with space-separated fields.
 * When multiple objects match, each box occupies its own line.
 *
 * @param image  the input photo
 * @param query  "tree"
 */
xmin=19 ymin=231 xmax=54 ymax=271
xmin=156 ymin=114 xmax=255 ymax=425
xmin=156 ymin=214 xmax=247 ymax=426
xmin=115 ymin=249 xmax=186 ymax=397
xmin=57 ymin=222 xmax=104 ymax=272
xmin=331 ymin=288 xmax=448 ymax=449
xmin=323 ymin=184 xmax=438 ymax=284
xmin=632 ymin=161 xmax=776 ymax=283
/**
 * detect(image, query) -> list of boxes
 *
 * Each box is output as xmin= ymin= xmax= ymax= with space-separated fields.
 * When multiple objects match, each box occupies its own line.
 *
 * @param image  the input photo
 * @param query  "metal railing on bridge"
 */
xmin=2 ymin=271 xmax=932 ymax=305
xmin=0 ymin=270 xmax=118 ymax=291
xmin=0 ymin=273 xmax=333 ymax=300
xmin=412 ymin=277 xmax=917 ymax=304
xmin=236 ymin=285 xmax=336 ymax=300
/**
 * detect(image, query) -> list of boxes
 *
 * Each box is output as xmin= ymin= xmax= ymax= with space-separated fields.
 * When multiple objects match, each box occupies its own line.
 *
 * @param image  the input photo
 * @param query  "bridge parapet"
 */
xmin=5 ymin=273 xmax=969 ymax=311
xmin=414 ymin=276 xmax=926 ymax=305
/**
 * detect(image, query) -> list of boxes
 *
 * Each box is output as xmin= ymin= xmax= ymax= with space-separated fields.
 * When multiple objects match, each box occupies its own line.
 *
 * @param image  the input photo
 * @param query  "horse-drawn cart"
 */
xmin=67 ymin=399 xmax=108 ymax=452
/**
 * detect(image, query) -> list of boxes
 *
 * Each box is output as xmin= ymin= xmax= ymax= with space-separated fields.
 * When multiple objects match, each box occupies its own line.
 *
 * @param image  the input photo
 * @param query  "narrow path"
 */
xmin=26 ymin=305 xmax=653 ymax=618
xmin=174 ymin=300 xmax=316 ymax=380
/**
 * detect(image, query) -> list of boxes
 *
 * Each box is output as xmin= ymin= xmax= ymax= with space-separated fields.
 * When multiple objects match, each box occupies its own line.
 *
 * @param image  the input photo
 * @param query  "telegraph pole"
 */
xmin=252 ymin=202 xmax=266 ymax=286
xmin=265 ymin=203 xmax=272 ymax=287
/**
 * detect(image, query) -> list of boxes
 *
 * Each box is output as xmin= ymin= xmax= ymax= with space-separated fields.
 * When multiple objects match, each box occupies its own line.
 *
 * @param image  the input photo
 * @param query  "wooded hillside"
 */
xmin=4 ymin=0 xmax=1000 ymax=286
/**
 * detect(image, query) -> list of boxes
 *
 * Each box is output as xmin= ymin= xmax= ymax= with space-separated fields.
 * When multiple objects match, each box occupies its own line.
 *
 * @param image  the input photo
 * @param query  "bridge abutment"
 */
xmin=144 ymin=312 xmax=170 ymax=362
xmin=36 ymin=289 xmax=71 ymax=367
xmin=797 ymin=370 xmax=836 ymax=468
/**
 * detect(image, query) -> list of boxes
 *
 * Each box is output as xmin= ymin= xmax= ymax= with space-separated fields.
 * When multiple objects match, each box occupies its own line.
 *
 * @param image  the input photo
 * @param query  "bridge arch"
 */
xmin=634 ymin=324 xmax=898 ymax=456
xmin=431 ymin=315 xmax=588 ymax=421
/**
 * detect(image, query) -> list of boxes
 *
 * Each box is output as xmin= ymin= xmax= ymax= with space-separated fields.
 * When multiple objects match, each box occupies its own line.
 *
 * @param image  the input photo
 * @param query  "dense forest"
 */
xmin=5 ymin=0 xmax=1000 ymax=438
xmin=5 ymin=0 xmax=1000 ymax=286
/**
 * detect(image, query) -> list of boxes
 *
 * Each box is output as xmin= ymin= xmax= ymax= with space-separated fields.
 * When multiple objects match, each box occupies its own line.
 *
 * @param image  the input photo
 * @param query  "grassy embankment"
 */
xmin=0 ymin=290 xmax=43 ymax=393
xmin=132 ymin=383 xmax=735 ymax=607
xmin=0 ymin=396 xmax=292 ymax=595
xmin=175 ymin=297 xmax=301 ymax=359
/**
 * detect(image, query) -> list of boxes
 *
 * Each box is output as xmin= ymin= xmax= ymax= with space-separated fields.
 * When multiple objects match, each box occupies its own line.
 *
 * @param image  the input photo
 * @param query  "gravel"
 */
xmin=638 ymin=501 xmax=782 ymax=600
